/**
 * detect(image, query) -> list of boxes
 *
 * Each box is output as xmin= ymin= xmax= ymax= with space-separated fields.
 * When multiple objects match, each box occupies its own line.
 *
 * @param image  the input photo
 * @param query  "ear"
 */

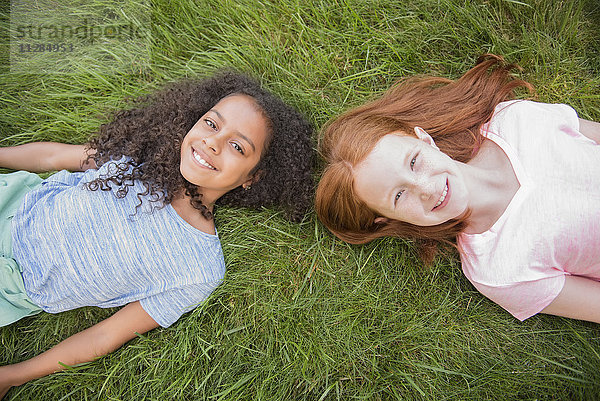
xmin=241 ymin=169 xmax=264 ymax=189
xmin=374 ymin=217 xmax=390 ymax=225
xmin=414 ymin=127 xmax=439 ymax=151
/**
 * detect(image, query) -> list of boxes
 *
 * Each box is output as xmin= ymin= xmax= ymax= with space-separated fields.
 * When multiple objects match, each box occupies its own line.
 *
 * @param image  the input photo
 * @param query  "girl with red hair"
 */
xmin=316 ymin=55 xmax=600 ymax=323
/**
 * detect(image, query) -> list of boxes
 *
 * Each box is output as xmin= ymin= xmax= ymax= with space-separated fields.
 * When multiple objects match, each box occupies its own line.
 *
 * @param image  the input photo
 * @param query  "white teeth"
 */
xmin=434 ymin=183 xmax=448 ymax=209
xmin=193 ymin=150 xmax=216 ymax=170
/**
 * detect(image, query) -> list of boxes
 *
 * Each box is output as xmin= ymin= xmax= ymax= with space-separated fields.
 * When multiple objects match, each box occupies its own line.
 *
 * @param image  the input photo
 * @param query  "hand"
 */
xmin=0 ymin=365 xmax=17 ymax=400
xmin=0 ymin=385 xmax=11 ymax=400
xmin=0 ymin=303 xmax=157 ymax=400
xmin=0 ymin=302 xmax=158 ymax=398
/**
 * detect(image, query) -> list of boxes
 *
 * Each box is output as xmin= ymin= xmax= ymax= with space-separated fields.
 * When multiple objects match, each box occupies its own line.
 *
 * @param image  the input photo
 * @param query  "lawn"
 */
xmin=1 ymin=0 xmax=600 ymax=399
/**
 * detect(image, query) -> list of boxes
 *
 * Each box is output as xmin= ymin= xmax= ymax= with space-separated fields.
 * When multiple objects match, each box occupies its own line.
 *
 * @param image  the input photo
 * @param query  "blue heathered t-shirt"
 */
xmin=11 ymin=159 xmax=226 ymax=327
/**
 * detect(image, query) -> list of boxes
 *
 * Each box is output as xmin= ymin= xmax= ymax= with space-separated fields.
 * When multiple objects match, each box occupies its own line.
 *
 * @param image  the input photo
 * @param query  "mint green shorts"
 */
xmin=0 ymin=171 xmax=43 ymax=327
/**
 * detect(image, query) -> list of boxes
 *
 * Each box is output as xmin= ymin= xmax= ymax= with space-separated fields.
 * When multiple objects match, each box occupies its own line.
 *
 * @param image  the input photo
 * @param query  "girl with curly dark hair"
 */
xmin=0 ymin=72 xmax=314 ymax=395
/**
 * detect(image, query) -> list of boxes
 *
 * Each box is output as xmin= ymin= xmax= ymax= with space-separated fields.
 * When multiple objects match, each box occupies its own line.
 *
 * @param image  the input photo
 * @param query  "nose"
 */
xmin=202 ymin=135 xmax=221 ymax=154
xmin=413 ymin=174 xmax=435 ymax=201
xmin=419 ymin=188 xmax=435 ymax=201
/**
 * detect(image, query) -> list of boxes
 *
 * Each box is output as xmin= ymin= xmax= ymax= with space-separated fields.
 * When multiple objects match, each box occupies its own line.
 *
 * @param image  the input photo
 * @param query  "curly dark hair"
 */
xmin=86 ymin=71 xmax=314 ymax=222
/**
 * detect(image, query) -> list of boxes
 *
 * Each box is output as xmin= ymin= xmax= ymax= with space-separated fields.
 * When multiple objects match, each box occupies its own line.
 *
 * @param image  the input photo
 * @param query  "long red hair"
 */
xmin=315 ymin=54 xmax=534 ymax=259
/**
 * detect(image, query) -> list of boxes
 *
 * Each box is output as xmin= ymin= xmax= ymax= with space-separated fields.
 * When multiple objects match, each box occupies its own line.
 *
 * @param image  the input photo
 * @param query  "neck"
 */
xmin=460 ymin=140 xmax=520 ymax=234
xmin=198 ymin=187 xmax=229 ymax=208
xmin=170 ymin=193 xmax=216 ymax=234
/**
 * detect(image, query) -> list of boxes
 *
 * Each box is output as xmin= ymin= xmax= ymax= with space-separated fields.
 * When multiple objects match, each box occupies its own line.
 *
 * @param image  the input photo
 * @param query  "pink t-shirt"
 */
xmin=457 ymin=100 xmax=600 ymax=321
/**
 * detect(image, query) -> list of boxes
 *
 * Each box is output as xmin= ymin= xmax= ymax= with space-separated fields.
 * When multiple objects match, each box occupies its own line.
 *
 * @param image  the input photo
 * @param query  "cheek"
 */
xmin=180 ymin=131 xmax=192 ymax=150
xmin=420 ymin=154 xmax=441 ymax=172
xmin=403 ymin=203 xmax=422 ymax=220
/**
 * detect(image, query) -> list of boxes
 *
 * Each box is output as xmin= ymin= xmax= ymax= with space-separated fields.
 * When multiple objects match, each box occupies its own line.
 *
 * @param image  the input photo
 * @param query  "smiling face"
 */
xmin=352 ymin=131 xmax=470 ymax=227
xmin=179 ymin=94 xmax=270 ymax=205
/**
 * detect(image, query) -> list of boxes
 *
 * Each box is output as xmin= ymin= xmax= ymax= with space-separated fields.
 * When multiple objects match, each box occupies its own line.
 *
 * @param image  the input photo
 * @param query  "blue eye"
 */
xmin=395 ymin=190 xmax=404 ymax=202
xmin=410 ymin=156 xmax=417 ymax=170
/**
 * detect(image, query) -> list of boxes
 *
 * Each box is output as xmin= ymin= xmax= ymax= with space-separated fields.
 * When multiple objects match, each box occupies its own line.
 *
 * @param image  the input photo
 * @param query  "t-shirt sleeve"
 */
xmin=552 ymin=103 xmax=579 ymax=129
xmin=139 ymin=281 xmax=222 ymax=327
xmin=491 ymin=101 xmax=580 ymax=140
xmin=471 ymin=274 xmax=566 ymax=321
xmin=540 ymin=103 xmax=581 ymax=138
xmin=43 ymin=169 xmax=85 ymax=186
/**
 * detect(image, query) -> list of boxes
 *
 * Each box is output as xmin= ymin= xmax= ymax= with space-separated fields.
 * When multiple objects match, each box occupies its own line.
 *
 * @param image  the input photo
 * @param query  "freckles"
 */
xmin=420 ymin=155 xmax=435 ymax=170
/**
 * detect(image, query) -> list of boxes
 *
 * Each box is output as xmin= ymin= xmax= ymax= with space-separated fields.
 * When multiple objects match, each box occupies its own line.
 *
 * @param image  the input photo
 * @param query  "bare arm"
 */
xmin=0 ymin=301 xmax=159 ymax=399
xmin=541 ymin=275 xmax=600 ymax=323
xmin=579 ymin=118 xmax=600 ymax=144
xmin=0 ymin=142 xmax=96 ymax=172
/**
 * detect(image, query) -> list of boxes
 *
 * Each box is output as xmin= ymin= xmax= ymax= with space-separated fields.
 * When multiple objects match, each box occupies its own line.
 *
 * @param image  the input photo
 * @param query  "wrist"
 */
xmin=0 ymin=363 xmax=31 ymax=387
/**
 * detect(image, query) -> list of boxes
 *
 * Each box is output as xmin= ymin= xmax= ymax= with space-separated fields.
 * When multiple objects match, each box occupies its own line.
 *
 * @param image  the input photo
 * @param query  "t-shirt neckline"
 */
xmin=461 ymin=130 xmax=530 ymax=239
xmin=166 ymin=203 xmax=219 ymax=238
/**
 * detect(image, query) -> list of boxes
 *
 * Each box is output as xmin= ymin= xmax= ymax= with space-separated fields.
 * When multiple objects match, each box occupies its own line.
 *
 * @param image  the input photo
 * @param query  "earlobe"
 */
xmin=242 ymin=169 xmax=264 ymax=190
xmin=374 ymin=217 xmax=390 ymax=225
xmin=414 ymin=127 xmax=439 ymax=151
xmin=241 ymin=177 xmax=254 ymax=190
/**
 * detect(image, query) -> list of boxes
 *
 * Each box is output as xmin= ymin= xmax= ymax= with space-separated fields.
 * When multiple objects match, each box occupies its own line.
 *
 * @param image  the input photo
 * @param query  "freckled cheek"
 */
xmin=400 ymin=200 xmax=419 ymax=219
xmin=419 ymin=157 xmax=439 ymax=173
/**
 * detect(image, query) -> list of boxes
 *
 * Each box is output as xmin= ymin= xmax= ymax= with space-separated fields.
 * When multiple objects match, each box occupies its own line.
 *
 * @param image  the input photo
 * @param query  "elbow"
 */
xmin=41 ymin=143 xmax=94 ymax=172
xmin=88 ymin=326 xmax=127 ymax=359
xmin=41 ymin=153 xmax=61 ymax=172
xmin=38 ymin=144 xmax=67 ymax=172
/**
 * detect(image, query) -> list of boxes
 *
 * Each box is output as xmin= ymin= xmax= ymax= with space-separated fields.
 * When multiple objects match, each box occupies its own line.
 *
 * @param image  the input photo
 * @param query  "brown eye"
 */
xmin=205 ymin=119 xmax=217 ymax=130
xmin=232 ymin=142 xmax=244 ymax=155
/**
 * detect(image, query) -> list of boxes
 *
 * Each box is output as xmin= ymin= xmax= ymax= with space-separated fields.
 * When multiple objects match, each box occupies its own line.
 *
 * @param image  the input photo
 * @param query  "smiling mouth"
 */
xmin=192 ymin=149 xmax=217 ymax=170
xmin=432 ymin=180 xmax=448 ymax=210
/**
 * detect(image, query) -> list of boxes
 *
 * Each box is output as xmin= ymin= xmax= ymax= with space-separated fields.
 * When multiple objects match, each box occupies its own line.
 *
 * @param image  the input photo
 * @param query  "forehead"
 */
xmin=352 ymin=134 xmax=417 ymax=209
xmin=373 ymin=133 xmax=416 ymax=151
xmin=211 ymin=94 xmax=270 ymax=144
xmin=212 ymin=93 xmax=261 ymax=114
xmin=357 ymin=133 xmax=417 ymax=169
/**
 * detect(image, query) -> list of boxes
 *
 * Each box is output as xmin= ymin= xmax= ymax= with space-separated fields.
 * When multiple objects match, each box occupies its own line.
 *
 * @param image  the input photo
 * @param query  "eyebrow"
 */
xmin=210 ymin=109 xmax=256 ymax=152
xmin=392 ymin=145 xmax=416 ymax=207
xmin=405 ymin=145 xmax=415 ymax=167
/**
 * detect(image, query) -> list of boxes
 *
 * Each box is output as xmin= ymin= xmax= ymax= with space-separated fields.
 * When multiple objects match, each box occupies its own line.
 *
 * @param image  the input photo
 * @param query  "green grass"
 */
xmin=2 ymin=0 xmax=600 ymax=399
